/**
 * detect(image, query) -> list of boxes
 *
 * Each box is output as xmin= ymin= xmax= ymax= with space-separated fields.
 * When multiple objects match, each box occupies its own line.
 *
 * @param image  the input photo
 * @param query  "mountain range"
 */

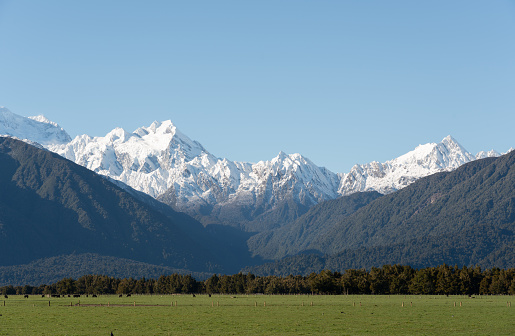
xmin=0 ymin=106 xmax=513 ymax=284
xmin=0 ymin=137 xmax=255 ymax=275
xmin=246 ymin=150 xmax=515 ymax=275
xmin=0 ymin=107 xmax=504 ymax=231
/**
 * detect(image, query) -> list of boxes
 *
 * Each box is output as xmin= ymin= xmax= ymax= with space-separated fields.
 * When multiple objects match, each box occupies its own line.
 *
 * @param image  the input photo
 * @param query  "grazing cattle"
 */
xmin=192 ymin=294 xmax=196 ymax=297
xmin=51 ymin=294 xmax=60 ymax=298
xmin=67 ymin=295 xmax=71 ymax=297
xmin=4 ymin=295 xmax=8 ymax=299
xmin=119 ymin=294 xmax=123 ymax=298
xmin=24 ymin=295 xmax=29 ymax=298
xmin=126 ymin=294 xmax=131 ymax=297
xmin=208 ymin=294 xmax=211 ymax=298
xmin=41 ymin=295 xmax=45 ymax=298
xmin=92 ymin=294 xmax=97 ymax=298
xmin=73 ymin=294 xmax=80 ymax=298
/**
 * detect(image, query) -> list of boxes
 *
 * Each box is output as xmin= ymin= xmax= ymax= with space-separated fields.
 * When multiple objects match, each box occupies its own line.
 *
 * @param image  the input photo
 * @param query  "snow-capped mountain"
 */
xmin=337 ymin=136 xmax=483 ymax=195
xmin=50 ymin=120 xmax=213 ymax=199
xmin=50 ymin=121 xmax=340 ymax=220
xmin=0 ymin=107 xmax=504 ymax=229
xmin=205 ymin=152 xmax=340 ymax=218
xmin=475 ymin=149 xmax=501 ymax=159
xmin=48 ymin=129 xmax=503 ymax=226
xmin=0 ymin=107 xmax=71 ymax=146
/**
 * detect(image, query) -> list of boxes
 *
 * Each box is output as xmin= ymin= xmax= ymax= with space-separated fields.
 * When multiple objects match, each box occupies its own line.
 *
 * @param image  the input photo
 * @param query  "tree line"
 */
xmin=2 ymin=265 xmax=515 ymax=296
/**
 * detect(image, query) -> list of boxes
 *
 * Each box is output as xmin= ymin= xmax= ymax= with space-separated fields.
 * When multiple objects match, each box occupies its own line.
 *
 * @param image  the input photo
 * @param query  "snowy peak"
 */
xmin=133 ymin=120 xmax=206 ymax=160
xmin=438 ymin=135 xmax=476 ymax=167
xmin=249 ymin=152 xmax=340 ymax=204
xmin=0 ymin=107 xmax=71 ymax=145
xmin=50 ymin=119 xmax=215 ymax=198
xmin=266 ymin=151 xmax=306 ymax=173
xmin=338 ymin=135 xmax=486 ymax=196
xmin=393 ymin=135 xmax=475 ymax=171
xmin=476 ymin=149 xmax=501 ymax=159
xmin=105 ymin=127 xmax=132 ymax=143
xmin=28 ymin=115 xmax=60 ymax=128
xmin=256 ymin=152 xmax=311 ymax=181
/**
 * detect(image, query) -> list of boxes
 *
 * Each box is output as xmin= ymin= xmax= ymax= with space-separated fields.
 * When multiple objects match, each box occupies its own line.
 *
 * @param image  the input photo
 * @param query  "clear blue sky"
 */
xmin=1 ymin=1 xmax=514 ymax=172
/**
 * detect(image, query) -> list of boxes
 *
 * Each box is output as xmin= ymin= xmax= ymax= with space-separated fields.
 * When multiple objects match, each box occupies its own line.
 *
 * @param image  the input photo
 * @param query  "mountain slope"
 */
xmin=51 ymin=120 xmax=341 ymax=229
xmin=0 ymin=253 xmax=213 ymax=286
xmin=52 ymin=120 xmax=496 ymax=231
xmin=0 ymin=107 xmax=503 ymax=233
xmin=245 ymin=223 xmax=515 ymax=276
xmin=0 ymin=137 xmax=252 ymax=273
xmin=318 ymin=153 xmax=514 ymax=254
xmin=247 ymin=191 xmax=383 ymax=259
xmin=247 ymin=151 xmax=515 ymax=266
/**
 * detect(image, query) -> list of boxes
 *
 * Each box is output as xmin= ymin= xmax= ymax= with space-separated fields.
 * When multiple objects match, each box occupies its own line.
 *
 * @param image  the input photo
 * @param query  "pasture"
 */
xmin=0 ymin=294 xmax=513 ymax=335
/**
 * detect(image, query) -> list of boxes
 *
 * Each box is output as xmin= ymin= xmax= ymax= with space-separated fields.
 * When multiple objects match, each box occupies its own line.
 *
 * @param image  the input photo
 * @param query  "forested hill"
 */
xmin=246 ymin=150 xmax=515 ymax=273
xmin=1 ymin=136 xmax=514 ymax=282
xmin=0 ymin=254 xmax=213 ymax=287
xmin=0 ymin=137 xmax=253 ymax=274
xmin=247 ymin=191 xmax=383 ymax=259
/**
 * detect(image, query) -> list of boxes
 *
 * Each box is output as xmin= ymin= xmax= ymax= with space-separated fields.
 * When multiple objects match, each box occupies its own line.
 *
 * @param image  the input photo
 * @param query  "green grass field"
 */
xmin=0 ymin=294 xmax=513 ymax=335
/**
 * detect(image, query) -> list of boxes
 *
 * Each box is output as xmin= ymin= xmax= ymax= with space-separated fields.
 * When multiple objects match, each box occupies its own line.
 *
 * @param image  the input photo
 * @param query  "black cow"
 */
xmin=73 ymin=294 xmax=80 ymax=298
xmin=92 ymin=294 xmax=97 ymax=298
xmin=126 ymin=294 xmax=131 ymax=297
xmin=119 ymin=294 xmax=123 ymax=298
xmin=4 ymin=295 xmax=7 ymax=299
xmin=24 ymin=294 xmax=29 ymax=298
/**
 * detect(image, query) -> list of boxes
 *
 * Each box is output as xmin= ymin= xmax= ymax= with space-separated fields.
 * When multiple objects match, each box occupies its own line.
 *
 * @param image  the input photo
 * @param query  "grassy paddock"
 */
xmin=0 ymin=294 xmax=513 ymax=335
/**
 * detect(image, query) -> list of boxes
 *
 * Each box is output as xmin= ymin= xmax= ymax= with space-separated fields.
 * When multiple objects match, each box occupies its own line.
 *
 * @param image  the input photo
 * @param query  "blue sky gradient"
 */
xmin=1 ymin=0 xmax=514 ymax=172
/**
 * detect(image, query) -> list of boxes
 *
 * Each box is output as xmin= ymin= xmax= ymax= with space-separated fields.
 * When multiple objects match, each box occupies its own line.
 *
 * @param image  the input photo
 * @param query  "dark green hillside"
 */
xmin=247 ymin=191 xmax=382 ymax=259
xmin=0 ymin=253 xmax=213 ymax=286
xmin=314 ymin=152 xmax=514 ymax=255
xmin=245 ymin=223 xmax=515 ymax=276
xmin=0 ymin=137 xmax=252 ymax=273
xmin=170 ymin=193 xmax=312 ymax=233
xmin=241 ymin=197 xmax=311 ymax=232
xmin=245 ymin=150 xmax=515 ymax=273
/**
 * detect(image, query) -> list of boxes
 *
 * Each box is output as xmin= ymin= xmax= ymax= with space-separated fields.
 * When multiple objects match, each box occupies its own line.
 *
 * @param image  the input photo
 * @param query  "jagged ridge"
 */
xmin=0 ymin=107 xmax=504 ymax=230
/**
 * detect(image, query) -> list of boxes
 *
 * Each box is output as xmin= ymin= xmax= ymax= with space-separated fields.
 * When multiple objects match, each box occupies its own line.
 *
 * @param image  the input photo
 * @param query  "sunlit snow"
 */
xmin=0 ymin=107 xmax=505 ymax=217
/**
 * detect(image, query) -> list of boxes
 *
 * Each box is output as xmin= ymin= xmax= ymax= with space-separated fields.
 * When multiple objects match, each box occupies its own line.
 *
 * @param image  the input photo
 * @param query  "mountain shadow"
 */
xmin=0 ymin=253 xmax=215 ymax=286
xmin=0 ymin=137 xmax=255 ymax=275
xmin=247 ymin=191 xmax=383 ymax=259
